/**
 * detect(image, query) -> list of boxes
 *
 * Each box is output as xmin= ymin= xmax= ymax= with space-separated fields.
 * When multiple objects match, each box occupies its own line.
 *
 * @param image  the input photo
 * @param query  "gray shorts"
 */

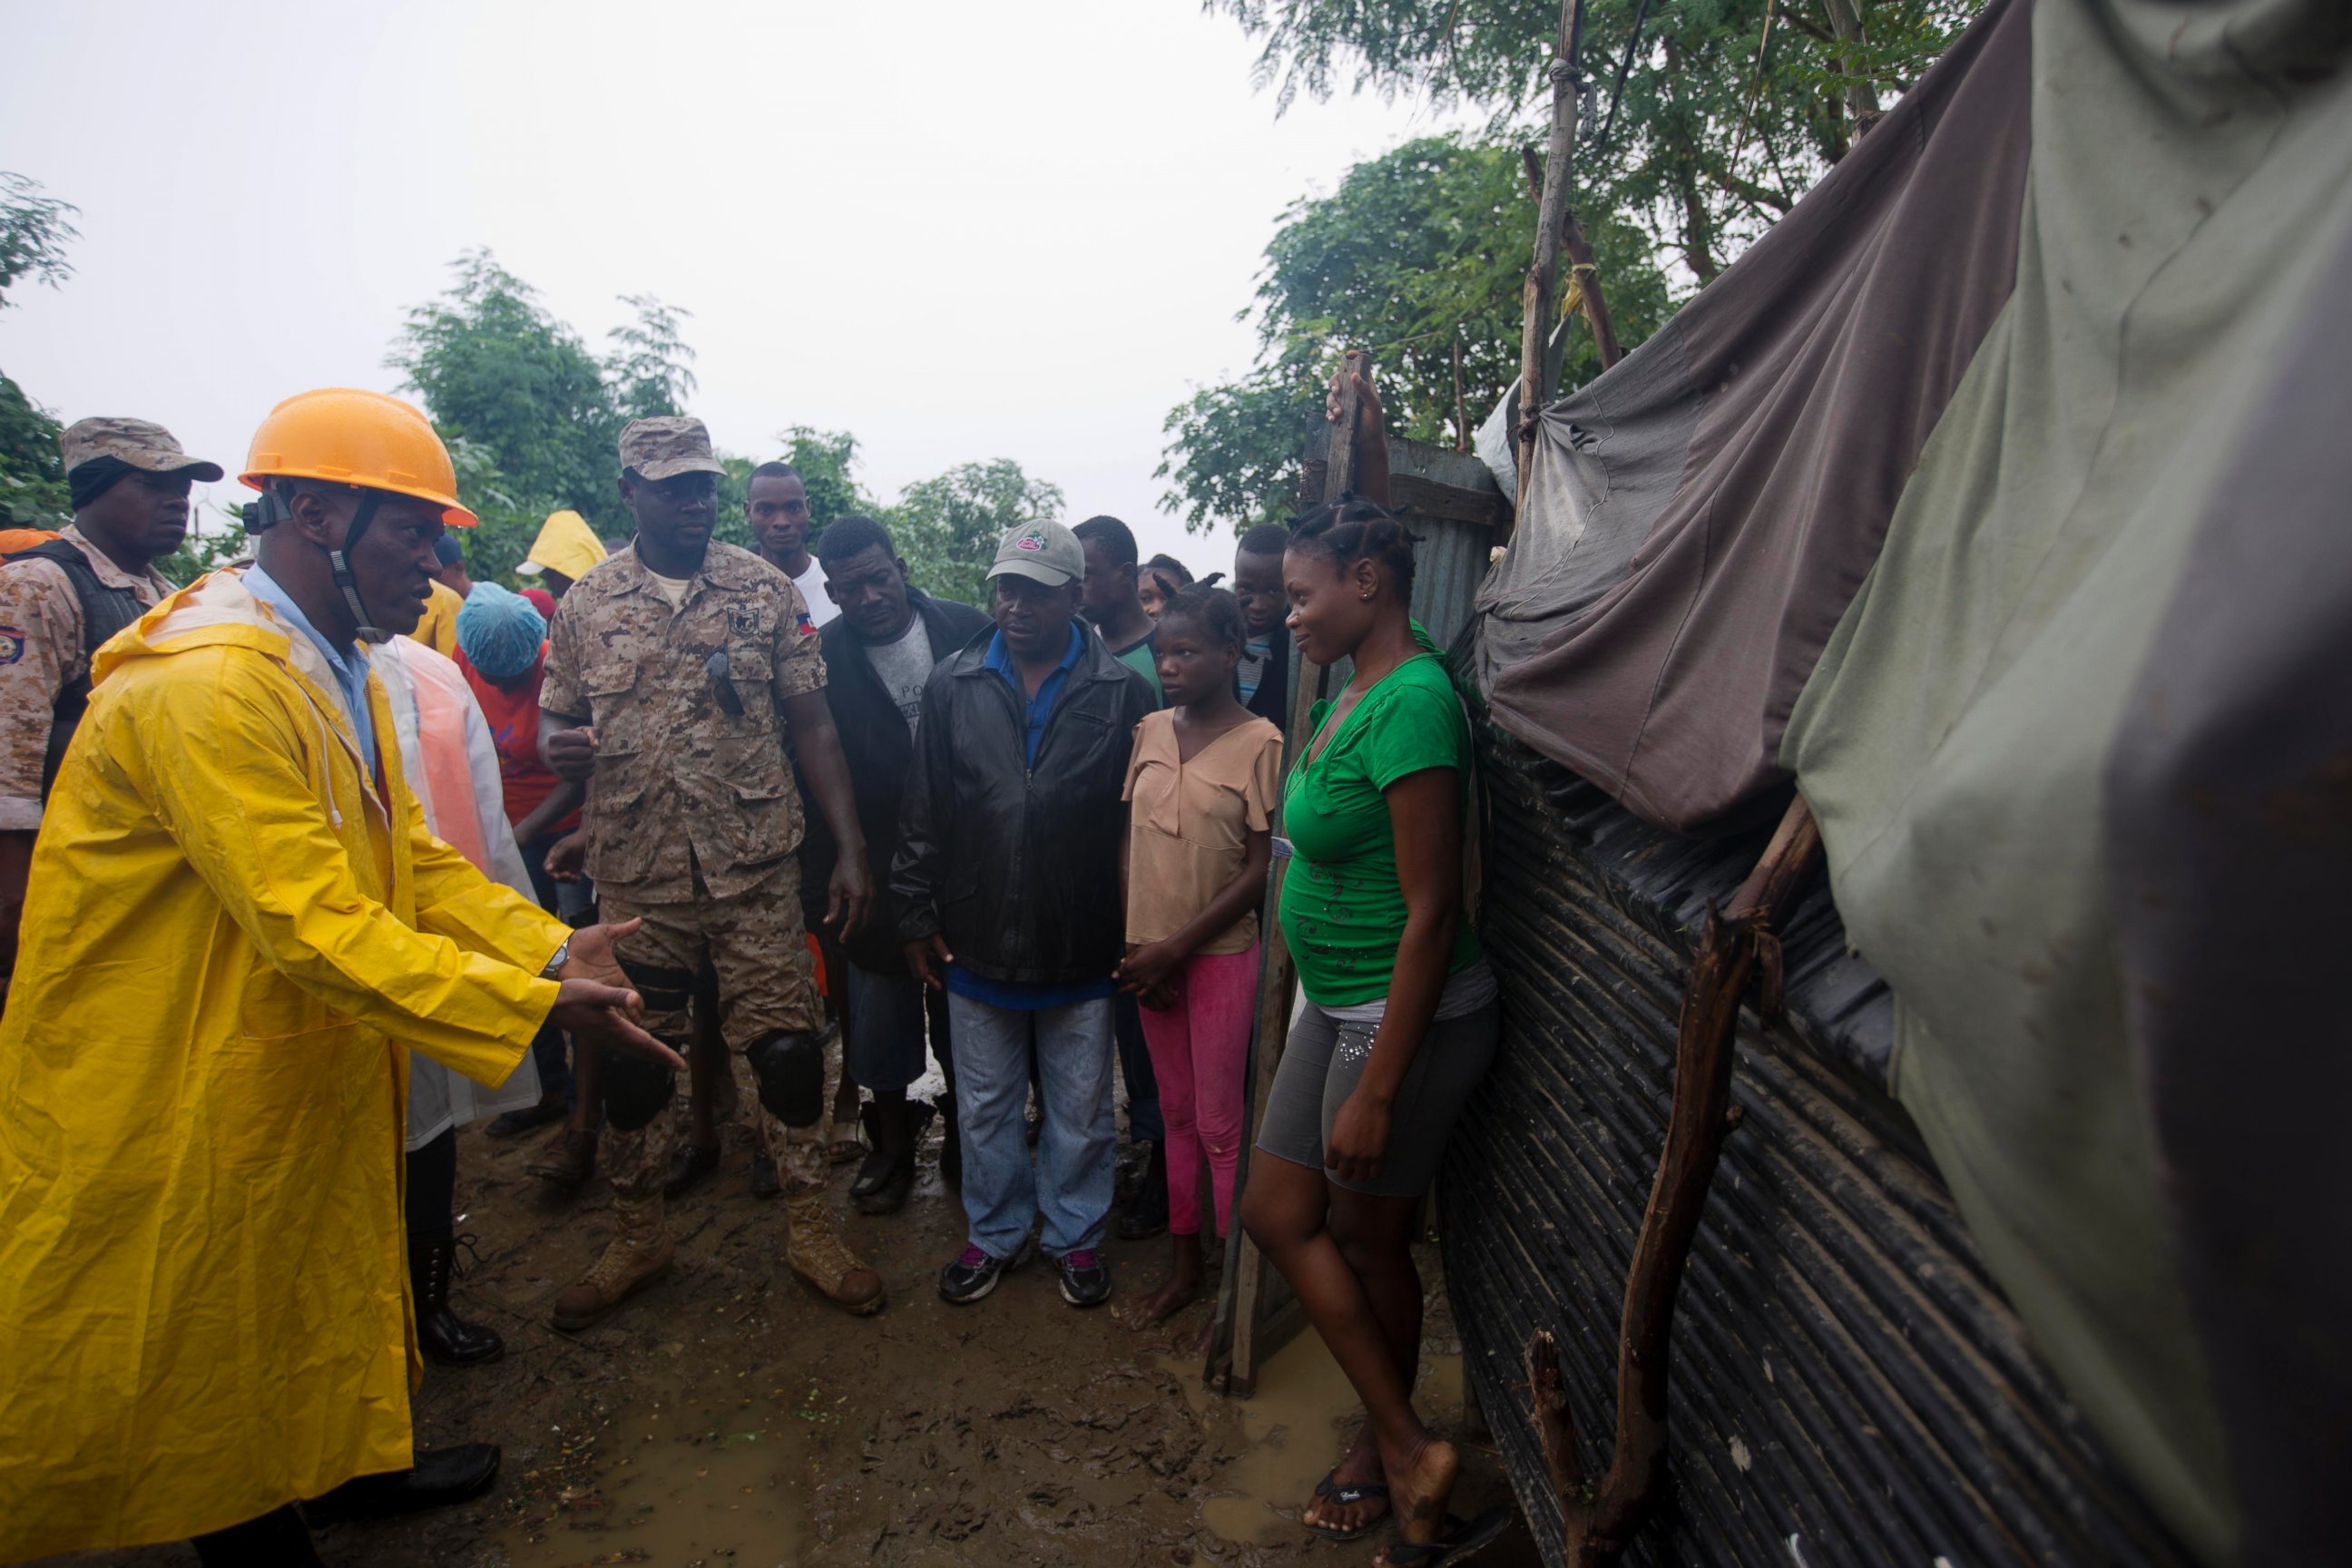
xmin=1255 ymin=996 xmax=1500 ymax=1197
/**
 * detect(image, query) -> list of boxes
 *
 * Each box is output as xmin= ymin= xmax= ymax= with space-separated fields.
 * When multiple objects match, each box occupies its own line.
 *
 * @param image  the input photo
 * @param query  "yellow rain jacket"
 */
xmin=0 ymin=568 xmax=569 ymax=1558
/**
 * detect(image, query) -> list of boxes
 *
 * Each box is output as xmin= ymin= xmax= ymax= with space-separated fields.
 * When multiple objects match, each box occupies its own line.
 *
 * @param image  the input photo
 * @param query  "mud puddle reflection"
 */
xmin=1169 ymin=1334 xmax=1465 ymax=1545
xmin=500 ymin=1383 xmax=828 ymax=1566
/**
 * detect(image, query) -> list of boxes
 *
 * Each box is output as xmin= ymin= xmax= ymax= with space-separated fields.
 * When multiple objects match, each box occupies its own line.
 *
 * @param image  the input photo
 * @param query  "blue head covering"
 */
xmin=455 ymin=581 xmax=547 ymax=680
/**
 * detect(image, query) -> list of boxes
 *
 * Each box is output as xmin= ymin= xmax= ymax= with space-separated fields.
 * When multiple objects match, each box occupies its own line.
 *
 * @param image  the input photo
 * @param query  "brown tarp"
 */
xmin=1474 ymin=0 xmax=2032 ymax=831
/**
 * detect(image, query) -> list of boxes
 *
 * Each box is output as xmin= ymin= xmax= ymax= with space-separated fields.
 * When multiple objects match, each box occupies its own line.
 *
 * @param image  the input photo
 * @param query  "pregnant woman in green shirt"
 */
xmin=1239 ymin=481 xmax=1503 ymax=1564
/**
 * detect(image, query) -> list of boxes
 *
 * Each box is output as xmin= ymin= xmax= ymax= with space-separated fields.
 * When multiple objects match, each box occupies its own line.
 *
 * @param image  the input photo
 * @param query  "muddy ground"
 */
xmin=52 ymin=1102 xmax=1539 ymax=1568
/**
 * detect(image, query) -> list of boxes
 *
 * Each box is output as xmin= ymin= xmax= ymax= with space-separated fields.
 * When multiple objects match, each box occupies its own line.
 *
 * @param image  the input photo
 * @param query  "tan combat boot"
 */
xmin=785 ymin=1192 xmax=886 ymax=1315
xmin=550 ymin=1197 xmax=673 ymax=1330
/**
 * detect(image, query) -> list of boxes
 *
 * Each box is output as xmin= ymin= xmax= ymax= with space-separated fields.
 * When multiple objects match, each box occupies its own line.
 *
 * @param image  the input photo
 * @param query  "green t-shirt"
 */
xmin=1111 ymin=634 xmax=1164 ymax=705
xmin=1279 ymin=647 xmax=1482 ymax=1006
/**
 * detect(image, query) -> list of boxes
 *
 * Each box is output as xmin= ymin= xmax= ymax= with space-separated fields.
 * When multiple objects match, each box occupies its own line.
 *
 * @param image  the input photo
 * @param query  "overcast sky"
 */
xmin=2 ymin=0 xmax=1473 ymax=573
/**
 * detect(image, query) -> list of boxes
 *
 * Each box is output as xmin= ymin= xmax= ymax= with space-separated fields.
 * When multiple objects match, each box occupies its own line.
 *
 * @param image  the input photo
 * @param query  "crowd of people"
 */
xmin=0 ymin=371 xmax=1504 ymax=1567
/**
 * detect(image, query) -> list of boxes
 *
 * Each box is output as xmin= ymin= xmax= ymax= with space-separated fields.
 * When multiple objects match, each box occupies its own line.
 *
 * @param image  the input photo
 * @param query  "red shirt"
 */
xmin=455 ymin=645 xmax=580 ymax=838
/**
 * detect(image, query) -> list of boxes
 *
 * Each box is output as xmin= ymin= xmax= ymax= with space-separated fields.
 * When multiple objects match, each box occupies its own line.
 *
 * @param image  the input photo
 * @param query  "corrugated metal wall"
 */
xmin=1443 ymin=725 xmax=2189 ymax=1567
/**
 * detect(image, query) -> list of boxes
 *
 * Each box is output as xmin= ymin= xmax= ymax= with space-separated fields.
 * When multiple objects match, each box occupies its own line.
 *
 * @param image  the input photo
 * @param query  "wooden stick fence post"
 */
xmin=1527 ymin=794 xmax=1824 ymax=1564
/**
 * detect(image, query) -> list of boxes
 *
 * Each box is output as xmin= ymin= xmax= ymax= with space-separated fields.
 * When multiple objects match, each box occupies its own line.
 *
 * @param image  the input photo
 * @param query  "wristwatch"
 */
xmin=540 ymin=937 xmax=572 ymax=979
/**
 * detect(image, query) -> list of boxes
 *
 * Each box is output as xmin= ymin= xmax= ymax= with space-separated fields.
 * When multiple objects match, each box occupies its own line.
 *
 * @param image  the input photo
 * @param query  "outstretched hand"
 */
xmin=549 ymin=980 xmax=681 ymax=1071
xmin=547 ymin=918 xmax=683 ymax=1071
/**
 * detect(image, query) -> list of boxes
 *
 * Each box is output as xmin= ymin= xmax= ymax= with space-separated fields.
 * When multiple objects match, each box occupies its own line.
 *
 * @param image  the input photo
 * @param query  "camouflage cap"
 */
xmin=59 ymin=417 xmax=224 ymax=482
xmin=989 ymin=518 xmax=1086 ymax=588
xmin=618 ymin=416 xmax=725 ymax=482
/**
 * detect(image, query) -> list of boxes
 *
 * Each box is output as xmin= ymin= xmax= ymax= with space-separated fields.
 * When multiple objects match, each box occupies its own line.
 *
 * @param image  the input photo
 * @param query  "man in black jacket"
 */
xmin=895 ymin=519 xmax=1154 ymax=1309
xmin=809 ymin=515 xmax=990 ymax=1212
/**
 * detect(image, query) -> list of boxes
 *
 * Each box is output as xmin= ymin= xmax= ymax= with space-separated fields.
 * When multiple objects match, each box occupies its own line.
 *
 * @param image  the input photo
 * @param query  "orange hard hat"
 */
xmin=240 ymin=387 xmax=478 ymax=528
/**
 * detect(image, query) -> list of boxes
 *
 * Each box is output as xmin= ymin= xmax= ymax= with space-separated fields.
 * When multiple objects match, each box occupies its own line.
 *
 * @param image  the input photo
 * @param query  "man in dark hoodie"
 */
xmin=895 ymin=519 xmax=1153 ymax=1309
xmin=808 ymin=514 xmax=990 ymax=1211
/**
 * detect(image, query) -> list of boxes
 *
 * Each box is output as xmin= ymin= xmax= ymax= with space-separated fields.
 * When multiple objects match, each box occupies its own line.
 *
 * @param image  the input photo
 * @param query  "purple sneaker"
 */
xmin=1056 ymin=1248 xmax=1111 ymax=1308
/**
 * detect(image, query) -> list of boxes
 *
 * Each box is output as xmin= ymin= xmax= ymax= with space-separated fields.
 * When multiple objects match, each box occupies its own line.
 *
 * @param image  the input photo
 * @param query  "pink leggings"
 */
xmin=1138 ymin=944 xmax=1259 ymax=1238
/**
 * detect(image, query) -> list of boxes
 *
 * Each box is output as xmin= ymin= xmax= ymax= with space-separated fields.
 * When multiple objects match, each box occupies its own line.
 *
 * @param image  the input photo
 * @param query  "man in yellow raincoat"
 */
xmin=0 ymin=388 xmax=682 ymax=1566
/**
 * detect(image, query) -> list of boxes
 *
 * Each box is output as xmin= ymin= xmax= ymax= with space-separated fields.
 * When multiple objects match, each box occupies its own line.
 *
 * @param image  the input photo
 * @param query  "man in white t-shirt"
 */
xmin=808 ymin=514 xmax=992 ymax=1213
xmin=748 ymin=462 xmax=839 ymax=627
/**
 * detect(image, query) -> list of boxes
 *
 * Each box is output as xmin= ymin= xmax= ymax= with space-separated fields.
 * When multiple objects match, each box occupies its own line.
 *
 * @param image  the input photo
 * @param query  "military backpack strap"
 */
xmin=5 ymin=539 xmax=151 ymax=798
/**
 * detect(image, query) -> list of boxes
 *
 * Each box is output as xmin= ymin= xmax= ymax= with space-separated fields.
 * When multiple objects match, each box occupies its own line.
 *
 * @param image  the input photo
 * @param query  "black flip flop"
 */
xmin=1379 ymin=1504 xmax=1514 ymax=1566
xmin=1303 ymin=1471 xmax=1392 ymax=1543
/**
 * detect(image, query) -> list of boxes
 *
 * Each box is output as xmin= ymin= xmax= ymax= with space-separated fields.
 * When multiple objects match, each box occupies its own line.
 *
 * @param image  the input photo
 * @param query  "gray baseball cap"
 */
xmin=618 ymin=416 xmax=725 ymax=482
xmin=989 ymin=518 xmax=1084 ymax=587
xmin=59 ymin=416 xmax=223 ymax=482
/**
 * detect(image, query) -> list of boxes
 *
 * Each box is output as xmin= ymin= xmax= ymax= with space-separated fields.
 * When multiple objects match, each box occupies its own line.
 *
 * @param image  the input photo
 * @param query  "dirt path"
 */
xmin=49 ymin=1113 xmax=1538 ymax=1567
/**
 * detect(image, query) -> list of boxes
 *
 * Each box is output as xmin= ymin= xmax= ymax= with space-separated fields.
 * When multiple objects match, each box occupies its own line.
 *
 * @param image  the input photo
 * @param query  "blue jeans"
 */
xmin=948 ymin=992 xmax=1115 ymax=1259
xmin=1114 ymin=992 xmax=1163 ymax=1144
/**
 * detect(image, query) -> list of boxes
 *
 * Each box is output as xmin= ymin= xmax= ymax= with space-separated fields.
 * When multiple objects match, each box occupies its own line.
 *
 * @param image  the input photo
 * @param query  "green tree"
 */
xmin=779 ymin=427 xmax=872 ymax=544
xmin=887 ymin=460 xmax=1063 ymax=610
xmin=0 ymin=173 xmax=81 ymax=528
xmin=1159 ymin=133 xmax=1674 ymax=533
xmin=1210 ymin=0 xmax=1976 ymax=284
xmin=1 ymin=172 xmax=78 ymax=310
xmin=0 ymin=375 xmax=68 ymax=530
xmin=390 ymin=253 xmax=708 ymax=581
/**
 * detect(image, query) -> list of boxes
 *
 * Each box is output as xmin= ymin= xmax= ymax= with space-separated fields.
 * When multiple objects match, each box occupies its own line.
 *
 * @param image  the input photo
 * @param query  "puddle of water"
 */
xmin=500 ymin=1390 xmax=815 ymax=1567
xmin=1171 ymin=1333 xmax=1465 ymax=1545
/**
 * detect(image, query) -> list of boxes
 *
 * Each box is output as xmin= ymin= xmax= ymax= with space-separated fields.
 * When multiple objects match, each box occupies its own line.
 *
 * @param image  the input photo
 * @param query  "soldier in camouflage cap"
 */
xmin=539 ymin=414 xmax=886 ymax=1323
xmin=0 ymin=417 xmax=222 ymax=981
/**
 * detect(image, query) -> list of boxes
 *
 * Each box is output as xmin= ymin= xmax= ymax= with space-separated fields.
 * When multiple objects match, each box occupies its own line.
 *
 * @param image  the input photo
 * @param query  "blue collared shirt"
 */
xmin=243 ymin=564 xmax=377 ymax=773
xmin=948 ymin=619 xmax=1113 ymax=1011
xmin=982 ymin=621 xmax=1085 ymax=768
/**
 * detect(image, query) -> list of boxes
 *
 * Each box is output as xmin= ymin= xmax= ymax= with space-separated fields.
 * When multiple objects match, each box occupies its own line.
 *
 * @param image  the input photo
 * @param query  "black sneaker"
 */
xmin=750 ymin=1153 xmax=780 ymax=1200
xmin=939 ymin=1239 xmax=1028 ymax=1305
xmin=1056 ymin=1248 xmax=1112 ymax=1308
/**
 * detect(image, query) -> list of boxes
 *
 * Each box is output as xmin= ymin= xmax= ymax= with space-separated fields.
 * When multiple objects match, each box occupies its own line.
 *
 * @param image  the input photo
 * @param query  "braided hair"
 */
xmin=1286 ymin=492 xmax=1417 ymax=599
xmin=1156 ymin=582 xmax=1247 ymax=654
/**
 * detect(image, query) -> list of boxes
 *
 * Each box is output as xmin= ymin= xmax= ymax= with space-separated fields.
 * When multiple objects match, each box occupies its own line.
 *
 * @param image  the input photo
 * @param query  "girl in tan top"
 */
xmin=1115 ymin=585 xmax=1283 ymax=1325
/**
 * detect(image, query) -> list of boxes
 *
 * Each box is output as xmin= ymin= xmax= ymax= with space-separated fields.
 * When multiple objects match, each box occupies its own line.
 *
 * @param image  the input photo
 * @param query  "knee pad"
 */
xmin=746 ymin=1028 xmax=827 ymax=1129
xmin=615 ymin=955 xmax=695 ymax=1015
xmin=602 ymin=1046 xmax=678 ymax=1132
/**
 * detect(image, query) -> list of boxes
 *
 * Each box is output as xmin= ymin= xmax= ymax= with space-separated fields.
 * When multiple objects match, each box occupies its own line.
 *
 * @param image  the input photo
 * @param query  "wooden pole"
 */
xmin=1528 ymin=794 xmax=1824 ymax=1565
xmin=1518 ymin=145 xmax=1625 ymax=379
xmin=1514 ymin=0 xmax=1584 ymax=521
xmin=1453 ymin=328 xmax=1471 ymax=453
xmin=1819 ymin=0 xmax=1882 ymax=143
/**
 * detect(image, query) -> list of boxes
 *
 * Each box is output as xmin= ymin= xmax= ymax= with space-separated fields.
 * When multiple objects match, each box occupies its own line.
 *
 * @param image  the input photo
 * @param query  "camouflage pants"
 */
xmin=600 ymin=861 xmax=833 ymax=1206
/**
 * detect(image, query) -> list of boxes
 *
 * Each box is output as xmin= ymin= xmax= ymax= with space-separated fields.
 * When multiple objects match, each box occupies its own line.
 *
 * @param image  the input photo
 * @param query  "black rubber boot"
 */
xmin=1115 ymin=1140 xmax=1169 ymax=1241
xmin=303 ymin=1443 xmax=501 ymax=1524
xmin=412 ymin=1234 xmax=504 ymax=1367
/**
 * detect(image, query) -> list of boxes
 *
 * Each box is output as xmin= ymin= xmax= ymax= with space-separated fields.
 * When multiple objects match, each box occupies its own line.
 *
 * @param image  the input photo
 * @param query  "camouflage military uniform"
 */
xmin=0 ymin=527 xmax=175 ymax=832
xmin=541 ymin=536 xmax=837 ymax=1204
xmin=0 ymin=418 xmax=218 ymax=835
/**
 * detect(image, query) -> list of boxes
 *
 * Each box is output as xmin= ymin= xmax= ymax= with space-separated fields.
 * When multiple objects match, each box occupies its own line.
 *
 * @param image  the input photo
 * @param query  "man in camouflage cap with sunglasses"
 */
xmin=538 ymin=416 xmax=883 ymax=1322
xmin=0 ymin=417 xmax=223 ymax=984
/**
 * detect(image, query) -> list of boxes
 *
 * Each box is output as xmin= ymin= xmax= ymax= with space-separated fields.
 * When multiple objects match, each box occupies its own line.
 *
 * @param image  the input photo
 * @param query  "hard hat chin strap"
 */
xmin=328 ymin=491 xmax=390 ymax=645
